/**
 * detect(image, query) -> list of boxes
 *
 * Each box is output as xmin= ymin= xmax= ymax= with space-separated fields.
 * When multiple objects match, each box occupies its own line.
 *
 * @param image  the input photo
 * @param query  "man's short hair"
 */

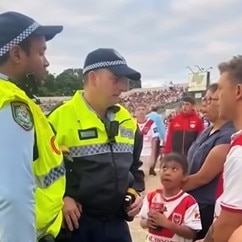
xmin=0 ymin=36 xmax=32 ymax=66
xmin=207 ymin=83 xmax=219 ymax=93
xmin=182 ymin=96 xmax=196 ymax=105
xmin=218 ymin=55 xmax=242 ymax=84
xmin=150 ymin=105 xmax=159 ymax=112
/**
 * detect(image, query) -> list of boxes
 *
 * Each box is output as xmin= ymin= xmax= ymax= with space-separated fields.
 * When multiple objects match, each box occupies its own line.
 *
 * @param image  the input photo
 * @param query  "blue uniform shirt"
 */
xmin=0 ymin=82 xmax=36 ymax=241
xmin=146 ymin=111 xmax=166 ymax=141
xmin=187 ymin=122 xmax=234 ymax=205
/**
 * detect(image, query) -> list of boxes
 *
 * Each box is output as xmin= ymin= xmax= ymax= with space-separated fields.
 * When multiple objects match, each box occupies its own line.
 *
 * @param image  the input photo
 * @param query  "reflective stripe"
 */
xmin=0 ymin=22 xmax=40 ymax=57
xmin=69 ymin=143 xmax=133 ymax=157
xmin=35 ymin=162 xmax=65 ymax=188
xmin=119 ymin=126 xmax=134 ymax=139
xmin=83 ymin=60 xmax=127 ymax=74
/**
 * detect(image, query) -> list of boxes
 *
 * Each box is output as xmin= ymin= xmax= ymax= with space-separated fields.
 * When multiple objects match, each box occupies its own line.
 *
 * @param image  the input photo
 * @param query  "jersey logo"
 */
xmin=78 ymin=128 xmax=98 ymax=140
xmin=174 ymin=122 xmax=180 ymax=128
xmin=11 ymin=101 xmax=33 ymax=131
xmin=172 ymin=213 xmax=182 ymax=224
xmin=193 ymin=210 xmax=201 ymax=221
xmin=153 ymin=127 xmax=158 ymax=133
xmin=190 ymin=121 xmax=196 ymax=129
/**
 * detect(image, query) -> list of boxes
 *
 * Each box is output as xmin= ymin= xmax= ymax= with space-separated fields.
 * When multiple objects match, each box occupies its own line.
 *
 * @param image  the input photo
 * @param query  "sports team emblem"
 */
xmin=11 ymin=101 xmax=33 ymax=131
xmin=190 ymin=121 xmax=196 ymax=129
xmin=194 ymin=210 xmax=201 ymax=220
xmin=172 ymin=213 xmax=182 ymax=224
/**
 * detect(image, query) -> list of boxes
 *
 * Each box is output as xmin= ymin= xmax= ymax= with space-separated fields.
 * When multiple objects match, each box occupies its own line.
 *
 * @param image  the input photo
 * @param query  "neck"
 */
xmin=83 ymin=91 xmax=107 ymax=118
xmin=0 ymin=66 xmax=15 ymax=80
xmin=163 ymin=187 xmax=181 ymax=197
xmin=136 ymin=117 xmax=146 ymax=123
xmin=212 ymin=119 xmax=228 ymax=130
xmin=233 ymin=110 xmax=242 ymax=131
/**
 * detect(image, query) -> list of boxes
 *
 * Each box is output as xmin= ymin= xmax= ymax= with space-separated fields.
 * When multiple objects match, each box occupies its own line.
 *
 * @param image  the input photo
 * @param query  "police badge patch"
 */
xmin=11 ymin=102 xmax=33 ymax=131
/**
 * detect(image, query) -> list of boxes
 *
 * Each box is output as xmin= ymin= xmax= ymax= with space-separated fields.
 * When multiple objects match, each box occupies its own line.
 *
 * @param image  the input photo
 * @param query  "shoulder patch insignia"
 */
xmin=11 ymin=102 xmax=33 ymax=131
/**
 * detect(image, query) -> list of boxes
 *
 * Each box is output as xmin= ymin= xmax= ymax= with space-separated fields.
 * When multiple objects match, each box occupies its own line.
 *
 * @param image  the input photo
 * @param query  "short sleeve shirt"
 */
xmin=139 ymin=189 xmax=202 ymax=242
xmin=187 ymin=122 xmax=234 ymax=204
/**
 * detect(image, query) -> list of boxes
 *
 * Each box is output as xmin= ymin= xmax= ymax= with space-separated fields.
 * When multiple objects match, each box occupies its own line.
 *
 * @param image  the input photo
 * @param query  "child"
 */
xmin=139 ymin=152 xmax=202 ymax=242
xmin=135 ymin=104 xmax=159 ymax=177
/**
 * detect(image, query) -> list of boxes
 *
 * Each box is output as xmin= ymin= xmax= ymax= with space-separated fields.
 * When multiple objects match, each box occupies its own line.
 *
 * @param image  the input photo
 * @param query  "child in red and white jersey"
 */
xmin=135 ymin=104 xmax=159 ymax=177
xmin=139 ymin=153 xmax=201 ymax=242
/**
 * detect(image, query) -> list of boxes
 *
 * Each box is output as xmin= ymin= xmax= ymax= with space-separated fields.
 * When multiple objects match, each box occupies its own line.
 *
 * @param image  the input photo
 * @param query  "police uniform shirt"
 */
xmin=0 ymin=75 xmax=36 ymax=242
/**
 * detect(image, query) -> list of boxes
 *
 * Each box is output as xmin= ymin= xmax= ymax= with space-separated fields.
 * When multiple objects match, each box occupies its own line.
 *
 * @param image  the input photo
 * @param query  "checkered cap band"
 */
xmin=83 ymin=60 xmax=127 ymax=74
xmin=0 ymin=22 xmax=40 ymax=57
xmin=35 ymin=161 xmax=65 ymax=188
xmin=69 ymin=143 xmax=133 ymax=157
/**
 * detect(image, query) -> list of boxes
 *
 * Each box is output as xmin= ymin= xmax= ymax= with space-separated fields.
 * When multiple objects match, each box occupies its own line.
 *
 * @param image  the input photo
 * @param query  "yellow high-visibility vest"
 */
xmin=0 ymin=79 xmax=65 ymax=239
xmin=48 ymin=91 xmax=137 ymax=217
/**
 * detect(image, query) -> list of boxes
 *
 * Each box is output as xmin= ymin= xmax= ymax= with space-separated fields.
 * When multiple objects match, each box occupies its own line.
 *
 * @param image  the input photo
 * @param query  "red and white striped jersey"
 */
xmin=139 ymin=189 xmax=201 ymax=242
xmin=215 ymin=130 xmax=242 ymax=219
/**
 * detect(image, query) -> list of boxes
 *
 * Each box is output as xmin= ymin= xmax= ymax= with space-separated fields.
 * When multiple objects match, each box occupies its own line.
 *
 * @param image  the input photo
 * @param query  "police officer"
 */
xmin=0 ymin=12 xmax=65 ymax=242
xmin=48 ymin=48 xmax=145 ymax=242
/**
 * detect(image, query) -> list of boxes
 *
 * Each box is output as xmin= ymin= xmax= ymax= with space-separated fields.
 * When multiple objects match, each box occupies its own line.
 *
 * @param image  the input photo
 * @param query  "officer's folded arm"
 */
xmin=0 ymin=104 xmax=36 ymax=242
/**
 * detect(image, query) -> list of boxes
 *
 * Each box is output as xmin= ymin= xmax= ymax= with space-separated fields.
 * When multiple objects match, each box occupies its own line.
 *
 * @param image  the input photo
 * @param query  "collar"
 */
xmin=0 ymin=73 xmax=10 ymax=81
xmin=231 ymin=129 xmax=242 ymax=142
xmin=80 ymin=91 xmax=120 ymax=119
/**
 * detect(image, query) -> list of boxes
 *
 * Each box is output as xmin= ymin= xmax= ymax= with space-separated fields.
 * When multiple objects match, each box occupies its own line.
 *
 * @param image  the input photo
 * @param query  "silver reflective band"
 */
xmin=83 ymin=60 xmax=127 ymax=74
xmin=119 ymin=126 xmax=134 ymax=139
xmin=69 ymin=143 xmax=133 ymax=157
xmin=0 ymin=22 xmax=40 ymax=57
xmin=35 ymin=162 xmax=65 ymax=188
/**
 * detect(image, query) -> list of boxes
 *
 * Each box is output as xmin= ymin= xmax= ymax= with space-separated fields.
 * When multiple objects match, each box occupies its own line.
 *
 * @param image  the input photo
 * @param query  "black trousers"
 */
xmin=196 ymin=203 xmax=215 ymax=240
xmin=56 ymin=216 xmax=132 ymax=242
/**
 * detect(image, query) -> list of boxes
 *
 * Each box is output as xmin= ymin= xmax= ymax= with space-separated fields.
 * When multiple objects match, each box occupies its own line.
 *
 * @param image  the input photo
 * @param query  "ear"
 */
xmin=8 ymin=45 xmax=26 ymax=64
xmin=235 ymin=84 xmax=242 ymax=101
xmin=88 ymin=71 xmax=97 ymax=87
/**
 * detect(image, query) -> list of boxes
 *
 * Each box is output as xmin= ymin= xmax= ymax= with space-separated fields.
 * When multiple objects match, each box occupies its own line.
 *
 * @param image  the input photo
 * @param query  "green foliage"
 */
xmin=128 ymin=79 xmax=141 ymax=89
xmin=37 ymin=68 xmax=141 ymax=96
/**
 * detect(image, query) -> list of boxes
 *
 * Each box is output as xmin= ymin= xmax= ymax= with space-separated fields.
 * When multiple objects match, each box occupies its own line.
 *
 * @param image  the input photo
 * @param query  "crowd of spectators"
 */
xmin=39 ymin=85 xmax=185 ymax=115
xmin=120 ymin=85 xmax=184 ymax=114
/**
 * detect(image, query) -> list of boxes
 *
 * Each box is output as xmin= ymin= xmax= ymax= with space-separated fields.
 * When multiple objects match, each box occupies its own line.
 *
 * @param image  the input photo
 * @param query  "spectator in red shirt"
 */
xmin=164 ymin=96 xmax=204 ymax=156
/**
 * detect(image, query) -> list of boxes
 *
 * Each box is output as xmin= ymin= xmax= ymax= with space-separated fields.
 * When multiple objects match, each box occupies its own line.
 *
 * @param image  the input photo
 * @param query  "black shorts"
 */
xmin=196 ymin=203 xmax=215 ymax=240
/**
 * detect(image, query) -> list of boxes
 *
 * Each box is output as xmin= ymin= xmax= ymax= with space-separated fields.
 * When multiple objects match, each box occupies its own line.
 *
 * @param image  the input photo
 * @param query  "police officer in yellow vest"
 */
xmin=0 ymin=12 xmax=65 ymax=242
xmin=48 ymin=48 xmax=145 ymax=242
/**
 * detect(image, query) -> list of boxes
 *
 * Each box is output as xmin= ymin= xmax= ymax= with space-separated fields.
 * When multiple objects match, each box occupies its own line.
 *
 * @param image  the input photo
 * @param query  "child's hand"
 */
xmin=149 ymin=211 xmax=170 ymax=228
xmin=146 ymin=217 xmax=158 ymax=229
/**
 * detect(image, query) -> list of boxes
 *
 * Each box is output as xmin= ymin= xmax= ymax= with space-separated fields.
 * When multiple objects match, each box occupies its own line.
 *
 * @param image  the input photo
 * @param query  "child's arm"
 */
xmin=165 ymin=220 xmax=196 ymax=239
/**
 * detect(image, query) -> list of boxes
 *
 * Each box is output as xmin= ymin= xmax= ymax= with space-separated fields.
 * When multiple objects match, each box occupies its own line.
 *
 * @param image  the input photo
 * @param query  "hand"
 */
xmin=148 ymin=210 xmax=169 ymax=228
xmin=146 ymin=217 xmax=158 ymax=229
xmin=63 ymin=196 xmax=82 ymax=231
xmin=127 ymin=195 xmax=143 ymax=217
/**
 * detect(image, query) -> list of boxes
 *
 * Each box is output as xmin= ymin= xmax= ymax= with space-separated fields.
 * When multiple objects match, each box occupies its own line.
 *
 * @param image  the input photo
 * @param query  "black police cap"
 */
xmin=0 ymin=11 xmax=63 ymax=57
